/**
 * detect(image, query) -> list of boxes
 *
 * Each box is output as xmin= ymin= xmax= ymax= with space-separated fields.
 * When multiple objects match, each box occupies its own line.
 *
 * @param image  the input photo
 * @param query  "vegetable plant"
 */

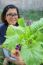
xmin=2 ymin=18 xmax=43 ymax=65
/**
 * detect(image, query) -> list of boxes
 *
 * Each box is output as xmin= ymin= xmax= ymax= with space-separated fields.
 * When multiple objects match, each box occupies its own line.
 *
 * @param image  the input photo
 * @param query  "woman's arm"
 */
xmin=0 ymin=35 xmax=6 ymax=45
xmin=0 ymin=24 xmax=7 ymax=45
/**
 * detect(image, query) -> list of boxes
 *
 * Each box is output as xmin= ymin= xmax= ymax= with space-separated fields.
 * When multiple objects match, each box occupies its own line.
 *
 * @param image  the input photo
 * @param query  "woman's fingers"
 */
xmin=6 ymin=50 xmax=26 ymax=65
xmin=11 ymin=49 xmax=20 ymax=57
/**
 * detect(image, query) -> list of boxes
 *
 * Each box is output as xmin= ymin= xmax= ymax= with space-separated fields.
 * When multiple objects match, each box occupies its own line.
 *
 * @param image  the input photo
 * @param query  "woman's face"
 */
xmin=5 ymin=8 xmax=18 ymax=25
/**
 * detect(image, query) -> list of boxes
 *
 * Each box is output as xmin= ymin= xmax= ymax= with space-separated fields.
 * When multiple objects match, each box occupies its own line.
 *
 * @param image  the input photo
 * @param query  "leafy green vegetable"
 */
xmin=2 ymin=18 xmax=43 ymax=65
xmin=18 ymin=18 xmax=26 ymax=27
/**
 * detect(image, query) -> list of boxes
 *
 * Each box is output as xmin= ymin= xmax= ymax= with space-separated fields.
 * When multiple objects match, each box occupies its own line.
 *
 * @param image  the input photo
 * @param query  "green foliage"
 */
xmin=20 ymin=10 xmax=43 ymax=21
xmin=2 ymin=18 xmax=43 ymax=65
xmin=18 ymin=18 xmax=26 ymax=27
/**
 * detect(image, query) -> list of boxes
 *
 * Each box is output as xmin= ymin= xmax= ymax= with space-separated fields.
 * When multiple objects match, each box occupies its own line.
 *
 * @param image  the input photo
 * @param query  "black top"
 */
xmin=0 ymin=23 xmax=19 ymax=45
xmin=0 ymin=23 xmax=8 ymax=45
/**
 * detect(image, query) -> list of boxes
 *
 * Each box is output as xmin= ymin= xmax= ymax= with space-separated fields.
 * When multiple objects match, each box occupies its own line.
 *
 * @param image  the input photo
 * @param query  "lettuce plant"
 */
xmin=2 ymin=18 xmax=43 ymax=65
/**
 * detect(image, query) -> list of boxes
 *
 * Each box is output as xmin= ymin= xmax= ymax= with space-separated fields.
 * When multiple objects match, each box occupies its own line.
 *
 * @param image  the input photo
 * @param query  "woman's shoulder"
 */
xmin=0 ymin=23 xmax=6 ymax=28
xmin=0 ymin=23 xmax=8 ymax=35
xmin=0 ymin=23 xmax=4 ymax=31
xmin=0 ymin=23 xmax=7 ymax=45
xmin=0 ymin=23 xmax=7 ymax=30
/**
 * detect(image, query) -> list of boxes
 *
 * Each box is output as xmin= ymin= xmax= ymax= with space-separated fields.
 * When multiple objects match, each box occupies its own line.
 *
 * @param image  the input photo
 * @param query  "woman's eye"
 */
xmin=7 ymin=14 xmax=12 ymax=16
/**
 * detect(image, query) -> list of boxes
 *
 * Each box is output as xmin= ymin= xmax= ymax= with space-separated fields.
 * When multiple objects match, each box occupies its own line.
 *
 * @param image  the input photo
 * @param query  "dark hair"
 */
xmin=1 ymin=4 xmax=20 ymax=25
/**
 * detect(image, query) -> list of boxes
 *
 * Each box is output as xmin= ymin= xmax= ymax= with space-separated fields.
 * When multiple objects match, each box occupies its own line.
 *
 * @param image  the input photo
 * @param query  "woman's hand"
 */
xmin=11 ymin=49 xmax=20 ymax=57
xmin=11 ymin=49 xmax=26 ymax=65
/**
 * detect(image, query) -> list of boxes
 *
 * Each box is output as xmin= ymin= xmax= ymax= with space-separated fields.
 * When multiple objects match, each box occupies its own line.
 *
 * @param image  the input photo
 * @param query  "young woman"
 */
xmin=0 ymin=4 xmax=19 ymax=45
xmin=0 ymin=4 xmax=26 ymax=65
